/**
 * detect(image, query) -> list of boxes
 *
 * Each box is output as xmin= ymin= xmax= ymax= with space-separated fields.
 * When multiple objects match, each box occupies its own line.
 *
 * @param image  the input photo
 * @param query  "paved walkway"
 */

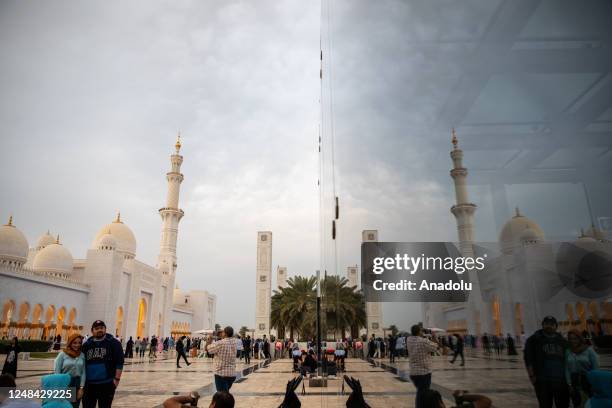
xmin=10 ymin=351 xmax=612 ymax=407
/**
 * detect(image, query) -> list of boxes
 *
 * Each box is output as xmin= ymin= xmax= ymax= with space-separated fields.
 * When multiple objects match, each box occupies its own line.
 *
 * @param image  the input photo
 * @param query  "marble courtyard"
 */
xmin=13 ymin=351 xmax=612 ymax=407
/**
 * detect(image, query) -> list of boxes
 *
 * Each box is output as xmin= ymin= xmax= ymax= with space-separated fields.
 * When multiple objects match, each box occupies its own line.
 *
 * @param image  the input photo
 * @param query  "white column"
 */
xmin=255 ymin=232 xmax=272 ymax=338
xmin=363 ymin=230 xmax=384 ymax=338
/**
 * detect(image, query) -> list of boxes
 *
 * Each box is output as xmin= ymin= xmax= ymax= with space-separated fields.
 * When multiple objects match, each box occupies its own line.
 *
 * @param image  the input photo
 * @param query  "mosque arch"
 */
xmin=56 ymin=307 xmax=66 ymax=339
xmin=1 ymin=300 xmax=16 ymax=338
xmin=31 ymin=304 xmax=43 ymax=339
xmin=602 ymin=301 xmax=612 ymax=335
xmin=514 ymin=303 xmax=524 ymax=335
xmin=576 ymin=302 xmax=587 ymax=331
xmin=116 ymin=306 xmax=124 ymax=337
xmin=67 ymin=308 xmax=77 ymax=337
xmin=42 ymin=305 xmax=55 ymax=340
xmin=492 ymin=297 xmax=502 ymax=335
xmin=137 ymin=298 xmax=147 ymax=338
xmin=16 ymin=302 xmax=30 ymax=338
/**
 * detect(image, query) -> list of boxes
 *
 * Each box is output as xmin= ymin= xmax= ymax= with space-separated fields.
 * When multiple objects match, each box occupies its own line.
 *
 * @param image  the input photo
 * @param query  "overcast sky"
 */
xmin=1 ymin=0 xmax=609 ymax=331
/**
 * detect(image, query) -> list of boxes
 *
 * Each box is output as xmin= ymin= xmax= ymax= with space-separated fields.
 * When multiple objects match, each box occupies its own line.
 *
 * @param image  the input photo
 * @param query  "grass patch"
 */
xmin=29 ymin=352 xmax=59 ymax=359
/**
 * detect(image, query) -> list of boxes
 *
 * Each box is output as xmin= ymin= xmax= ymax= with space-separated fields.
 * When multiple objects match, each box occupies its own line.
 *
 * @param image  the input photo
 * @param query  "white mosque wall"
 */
xmin=0 ymin=265 xmax=89 ymax=340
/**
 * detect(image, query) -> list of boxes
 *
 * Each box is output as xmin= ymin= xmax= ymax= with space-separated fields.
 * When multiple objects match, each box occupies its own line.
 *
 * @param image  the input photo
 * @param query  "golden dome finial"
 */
xmin=114 ymin=212 xmax=122 ymax=223
xmin=175 ymin=131 xmax=182 ymax=154
xmin=580 ymin=228 xmax=586 ymax=237
xmin=515 ymin=207 xmax=521 ymax=217
xmin=55 ymin=234 xmax=60 ymax=244
xmin=6 ymin=215 xmax=13 ymax=227
xmin=451 ymin=128 xmax=458 ymax=149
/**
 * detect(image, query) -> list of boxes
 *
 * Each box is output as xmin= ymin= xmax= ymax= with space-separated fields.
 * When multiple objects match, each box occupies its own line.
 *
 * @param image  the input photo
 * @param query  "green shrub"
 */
xmin=0 ymin=340 xmax=53 ymax=353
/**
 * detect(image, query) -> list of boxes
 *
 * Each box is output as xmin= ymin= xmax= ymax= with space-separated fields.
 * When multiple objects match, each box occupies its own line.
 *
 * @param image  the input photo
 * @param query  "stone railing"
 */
xmin=0 ymin=265 xmax=90 ymax=291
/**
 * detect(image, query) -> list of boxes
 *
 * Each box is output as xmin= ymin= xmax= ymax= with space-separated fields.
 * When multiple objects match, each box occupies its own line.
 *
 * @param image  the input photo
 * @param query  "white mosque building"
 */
xmin=422 ymin=130 xmax=612 ymax=337
xmin=0 ymin=137 xmax=216 ymax=341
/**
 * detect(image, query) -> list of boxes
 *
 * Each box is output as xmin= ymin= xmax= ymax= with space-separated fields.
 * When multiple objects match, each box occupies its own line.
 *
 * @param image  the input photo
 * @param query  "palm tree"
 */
xmin=270 ymin=275 xmax=365 ymax=340
xmin=323 ymin=275 xmax=367 ymax=340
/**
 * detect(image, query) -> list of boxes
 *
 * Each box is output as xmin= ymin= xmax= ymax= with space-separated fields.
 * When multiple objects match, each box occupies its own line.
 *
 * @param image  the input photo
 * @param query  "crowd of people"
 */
xmin=1 ymin=316 xmax=611 ymax=407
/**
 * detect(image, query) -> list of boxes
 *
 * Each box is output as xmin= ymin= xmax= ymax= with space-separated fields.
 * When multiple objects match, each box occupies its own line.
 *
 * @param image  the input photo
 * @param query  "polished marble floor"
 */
xmin=11 ymin=350 xmax=612 ymax=407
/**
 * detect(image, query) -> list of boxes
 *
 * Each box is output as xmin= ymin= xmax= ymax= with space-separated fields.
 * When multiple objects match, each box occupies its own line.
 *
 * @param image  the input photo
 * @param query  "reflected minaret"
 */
xmin=450 ymin=129 xmax=485 ymax=334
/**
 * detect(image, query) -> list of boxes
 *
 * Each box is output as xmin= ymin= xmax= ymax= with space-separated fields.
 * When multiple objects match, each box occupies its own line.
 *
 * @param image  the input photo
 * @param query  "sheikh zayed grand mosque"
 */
xmin=0 ymin=137 xmax=216 ymax=340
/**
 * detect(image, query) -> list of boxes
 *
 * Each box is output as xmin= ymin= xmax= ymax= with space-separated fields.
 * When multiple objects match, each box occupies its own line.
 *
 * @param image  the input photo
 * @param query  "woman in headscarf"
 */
xmin=566 ymin=329 xmax=599 ymax=408
xmin=1 ymin=337 xmax=20 ymax=378
xmin=53 ymin=333 xmax=86 ymax=407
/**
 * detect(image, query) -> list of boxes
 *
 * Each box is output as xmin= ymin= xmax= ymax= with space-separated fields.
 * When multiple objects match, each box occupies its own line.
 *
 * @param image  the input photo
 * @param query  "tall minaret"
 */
xmin=158 ymin=134 xmax=185 ymax=336
xmin=158 ymin=134 xmax=185 ymax=275
xmin=449 ymin=129 xmax=484 ymax=334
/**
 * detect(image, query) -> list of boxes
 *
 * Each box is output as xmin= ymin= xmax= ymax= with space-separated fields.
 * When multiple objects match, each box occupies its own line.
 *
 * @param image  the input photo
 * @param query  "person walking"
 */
xmin=140 ymin=337 xmax=148 ymax=359
xmin=388 ymin=335 xmax=397 ymax=363
xmin=407 ymin=325 xmax=440 ymax=408
xmin=149 ymin=336 xmax=158 ymax=360
xmin=242 ymin=336 xmax=251 ymax=364
xmin=125 ymin=336 xmax=134 ymax=359
xmin=176 ymin=336 xmax=191 ymax=368
xmin=82 ymin=320 xmax=124 ymax=408
xmin=236 ymin=335 xmax=243 ymax=359
xmin=134 ymin=336 xmax=141 ymax=358
xmin=507 ymin=333 xmax=518 ymax=356
xmin=1 ymin=337 xmax=20 ymax=378
xmin=449 ymin=333 xmax=465 ymax=366
xmin=53 ymin=334 xmax=62 ymax=351
xmin=54 ymin=333 xmax=86 ymax=408
xmin=205 ymin=326 xmax=238 ymax=392
xmin=524 ymin=316 xmax=569 ymax=408
xmin=263 ymin=335 xmax=271 ymax=359
xmin=566 ymin=330 xmax=599 ymax=408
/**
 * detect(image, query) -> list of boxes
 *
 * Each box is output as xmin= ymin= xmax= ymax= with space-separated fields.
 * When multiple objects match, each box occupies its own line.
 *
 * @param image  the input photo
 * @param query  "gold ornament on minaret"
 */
xmin=451 ymin=128 xmax=458 ymax=149
xmin=175 ymin=132 xmax=182 ymax=154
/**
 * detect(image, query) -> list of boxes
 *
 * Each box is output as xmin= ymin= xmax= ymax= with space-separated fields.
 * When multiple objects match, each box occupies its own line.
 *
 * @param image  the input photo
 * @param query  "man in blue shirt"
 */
xmin=82 ymin=320 xmax=124 ymax=408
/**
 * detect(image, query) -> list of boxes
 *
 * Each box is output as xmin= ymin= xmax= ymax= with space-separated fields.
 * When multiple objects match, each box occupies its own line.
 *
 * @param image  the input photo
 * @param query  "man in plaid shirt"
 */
xmin=205 ymin=326 xmax=238 ymax=392
xmin=407 ymin=325 xmax=439 ymax=408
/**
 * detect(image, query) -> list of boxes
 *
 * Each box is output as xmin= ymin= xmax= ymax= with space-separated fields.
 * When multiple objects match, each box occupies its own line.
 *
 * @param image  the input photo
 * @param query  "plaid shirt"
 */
xmin=406 ymin=336 xmax=438 ymax=376
xmin=206 ymin=337 xmax=237 ymax=377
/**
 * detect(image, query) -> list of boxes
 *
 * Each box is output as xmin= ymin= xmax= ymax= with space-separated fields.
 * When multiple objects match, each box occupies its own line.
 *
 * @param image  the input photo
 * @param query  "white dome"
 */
xmin=574 ymin=230 xmax=604 ymax=253
xmin=520 ymin=225 xmax=541 ymax=244
xmin=33 ymin=240 xmax=73 ymax=275
xmin=92 ymin=213 xmax=136 ymax=258
xmin=500 ymin=208 xmax=544 ymax=251
xmin=97 ymin=233 xmax=117 ymax=250
xmin=36 ymin=231 xmax=56 ymax=250
xmin=0 ymin=217 xmax=29 ymax=265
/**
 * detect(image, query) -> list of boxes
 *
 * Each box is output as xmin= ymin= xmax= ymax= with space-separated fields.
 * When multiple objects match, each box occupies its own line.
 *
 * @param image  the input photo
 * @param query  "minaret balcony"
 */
xmin=159 ymin=208 xmax=185 ymax=216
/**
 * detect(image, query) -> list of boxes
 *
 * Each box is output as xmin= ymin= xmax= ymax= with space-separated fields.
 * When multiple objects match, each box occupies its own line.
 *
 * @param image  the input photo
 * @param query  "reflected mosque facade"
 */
xmin=0 ymin=137 xmax=216 ymax=340
xmin=422 ymin=130 xmax=612 ymax=336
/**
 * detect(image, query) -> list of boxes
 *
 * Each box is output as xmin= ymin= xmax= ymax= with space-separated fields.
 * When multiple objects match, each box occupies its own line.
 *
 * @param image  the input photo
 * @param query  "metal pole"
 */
xmin=316 ymin=270 xmax=322 ymax=376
